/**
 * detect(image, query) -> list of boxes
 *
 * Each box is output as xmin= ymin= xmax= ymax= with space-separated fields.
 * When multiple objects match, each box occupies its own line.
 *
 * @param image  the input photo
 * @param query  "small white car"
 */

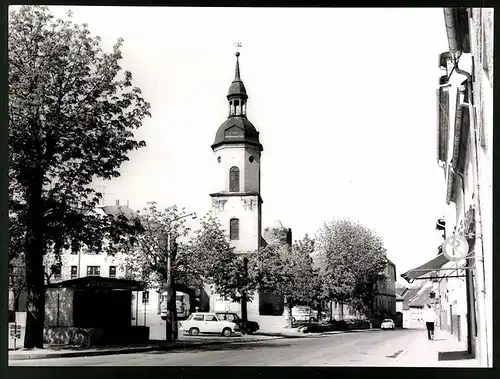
xmin=381 ymin=319 xmax=396 ymax=330
xmin=179 ymin=312 xmax=239 ymax=337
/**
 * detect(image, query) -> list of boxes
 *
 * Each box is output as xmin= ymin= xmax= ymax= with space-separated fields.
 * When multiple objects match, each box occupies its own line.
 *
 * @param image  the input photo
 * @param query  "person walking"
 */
xmin=424 ymin=304 xmax=436 ymax=340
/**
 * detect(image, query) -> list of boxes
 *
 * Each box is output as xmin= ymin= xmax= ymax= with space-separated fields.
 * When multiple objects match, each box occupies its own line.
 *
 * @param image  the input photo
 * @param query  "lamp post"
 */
xmin=165 ymin=212 xmax=197 ymax=342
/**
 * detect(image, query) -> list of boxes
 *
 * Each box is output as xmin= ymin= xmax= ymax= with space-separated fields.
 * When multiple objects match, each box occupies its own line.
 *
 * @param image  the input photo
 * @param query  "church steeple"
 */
xmin=227 ymin=52 xmax=248 ymax=117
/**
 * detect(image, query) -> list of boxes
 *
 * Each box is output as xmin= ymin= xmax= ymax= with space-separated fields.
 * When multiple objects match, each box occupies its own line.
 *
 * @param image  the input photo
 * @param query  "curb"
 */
xmin=9 ymin=336 xmax=283 ymax=361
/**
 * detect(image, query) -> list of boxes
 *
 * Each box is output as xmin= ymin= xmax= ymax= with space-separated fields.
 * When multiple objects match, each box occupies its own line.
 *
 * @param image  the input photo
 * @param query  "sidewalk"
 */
xmin=8 ymin=334 xmax=280 ymax=361
xmin=394 ymin=329 xmax=481 ymax=367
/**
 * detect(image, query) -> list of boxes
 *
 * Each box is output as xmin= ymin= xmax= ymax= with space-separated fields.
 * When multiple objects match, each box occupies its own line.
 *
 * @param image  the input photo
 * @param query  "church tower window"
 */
xmin=230 ymin=218 xmax=239 ymax=240
xmin=229 ymin=166 xmax=240 ymax=192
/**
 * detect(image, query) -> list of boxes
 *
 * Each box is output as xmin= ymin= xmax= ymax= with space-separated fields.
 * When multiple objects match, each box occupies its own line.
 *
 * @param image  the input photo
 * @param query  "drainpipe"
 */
xmin=449 ymin=165 xmax=473 ymax=354
xmin=451 ymin=66 xmax=489 ymax=367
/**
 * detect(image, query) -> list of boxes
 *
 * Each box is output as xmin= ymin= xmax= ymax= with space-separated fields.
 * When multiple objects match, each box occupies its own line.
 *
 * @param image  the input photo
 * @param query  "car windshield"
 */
xmin=383 ymin=319 xmax=393 ymax=322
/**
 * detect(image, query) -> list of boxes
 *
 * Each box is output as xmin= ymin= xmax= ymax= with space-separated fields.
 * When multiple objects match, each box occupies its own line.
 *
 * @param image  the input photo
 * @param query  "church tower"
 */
xmin=210 ymin=52 xmax=263 ymax=255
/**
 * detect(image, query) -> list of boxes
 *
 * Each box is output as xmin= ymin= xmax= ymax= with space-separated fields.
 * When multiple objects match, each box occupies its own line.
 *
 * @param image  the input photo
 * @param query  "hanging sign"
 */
xmin=442 ymin=235 xmax=469 ymax=261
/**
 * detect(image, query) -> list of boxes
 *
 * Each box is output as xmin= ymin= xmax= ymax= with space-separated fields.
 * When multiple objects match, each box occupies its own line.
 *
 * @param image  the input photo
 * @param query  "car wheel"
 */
xmin=189 ymin=327 xmax=200 ymax=336
xmin=291 ymin=317 xmax=296 ymax=323
xmin=222 ymin=328 xmax=232 ymax=337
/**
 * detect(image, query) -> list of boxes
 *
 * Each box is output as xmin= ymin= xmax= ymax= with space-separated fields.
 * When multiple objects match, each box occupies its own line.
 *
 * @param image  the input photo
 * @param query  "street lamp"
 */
xmin=165 ymin=212 xmax=197 ymax=342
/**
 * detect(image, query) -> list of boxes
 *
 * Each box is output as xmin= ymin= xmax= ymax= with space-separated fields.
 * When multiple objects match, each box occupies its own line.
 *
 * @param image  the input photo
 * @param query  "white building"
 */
xmin=43 ymin=203 xmax=162 ymax=320
xmin=439 ymin=7 xmax=492 ymax=367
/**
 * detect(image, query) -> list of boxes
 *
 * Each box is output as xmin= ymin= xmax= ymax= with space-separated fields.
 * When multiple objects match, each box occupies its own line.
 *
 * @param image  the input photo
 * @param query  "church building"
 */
xmin=208 ymin=52 xmax=289 ymax=320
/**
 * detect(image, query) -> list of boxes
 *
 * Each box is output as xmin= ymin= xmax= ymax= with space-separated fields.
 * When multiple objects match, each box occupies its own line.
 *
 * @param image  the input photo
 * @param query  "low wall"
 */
xmin=44 ymin=326 xmax=150 ymax=347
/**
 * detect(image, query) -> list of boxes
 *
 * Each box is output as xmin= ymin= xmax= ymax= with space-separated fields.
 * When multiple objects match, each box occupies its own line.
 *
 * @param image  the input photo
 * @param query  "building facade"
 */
xmin=373 ymin=260 xmax=397 ymax=316
xmin=436 ymin=7 xmax=492 ymax=367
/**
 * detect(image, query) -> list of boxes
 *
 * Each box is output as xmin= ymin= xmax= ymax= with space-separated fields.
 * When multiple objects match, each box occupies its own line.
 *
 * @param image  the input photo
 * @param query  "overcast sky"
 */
xmin=16 ymin=6 xmax=450 ymax=275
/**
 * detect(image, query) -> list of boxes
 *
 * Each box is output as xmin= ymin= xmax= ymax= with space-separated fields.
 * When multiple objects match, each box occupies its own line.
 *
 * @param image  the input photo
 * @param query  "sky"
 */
xmin=15 ymin=6 xmax=450 ymax=276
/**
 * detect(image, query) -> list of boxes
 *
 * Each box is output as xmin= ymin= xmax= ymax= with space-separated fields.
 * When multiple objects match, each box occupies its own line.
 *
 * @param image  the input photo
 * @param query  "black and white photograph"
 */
xmin=7 ymin=5 xmax=493 ymax=368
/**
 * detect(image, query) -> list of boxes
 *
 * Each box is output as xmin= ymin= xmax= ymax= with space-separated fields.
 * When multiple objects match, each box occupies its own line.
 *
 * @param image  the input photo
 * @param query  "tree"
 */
xmin=248 ymin=234 xmax=321 ymax=327
xmin=188 ymin=214 xmax=255 ymax=322
xmin=121 ymin=202 xmax=191 ymax=289
xmin=9 ymin=6 xmax=150 ymax=348
xmin=316 ymin=219 xmax=387 ymax=319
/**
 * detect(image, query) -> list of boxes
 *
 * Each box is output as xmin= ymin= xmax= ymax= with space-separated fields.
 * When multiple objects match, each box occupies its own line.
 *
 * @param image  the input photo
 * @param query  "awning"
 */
xmin=401 ymin=253 xmax=451 ymax=282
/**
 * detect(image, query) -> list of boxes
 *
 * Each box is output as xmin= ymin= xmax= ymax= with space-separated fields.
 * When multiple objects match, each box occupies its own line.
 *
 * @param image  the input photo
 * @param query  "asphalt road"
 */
xmin=10 ymin=328 xmax=423 ymax=366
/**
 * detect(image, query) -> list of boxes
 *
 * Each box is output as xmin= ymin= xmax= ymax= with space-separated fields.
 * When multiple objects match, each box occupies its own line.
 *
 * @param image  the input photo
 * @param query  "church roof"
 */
xmin=211 ymin=116 xmax=263 ymax=151
xmin=212 ymin=52 xmax=262 ymax=151
xmin=227 ymin=51 xmax=247 ymax=99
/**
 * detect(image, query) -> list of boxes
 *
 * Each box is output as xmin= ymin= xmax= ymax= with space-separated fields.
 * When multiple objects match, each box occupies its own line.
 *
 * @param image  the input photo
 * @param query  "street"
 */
xmin=10 ymin=329 xmax=422 ymax=366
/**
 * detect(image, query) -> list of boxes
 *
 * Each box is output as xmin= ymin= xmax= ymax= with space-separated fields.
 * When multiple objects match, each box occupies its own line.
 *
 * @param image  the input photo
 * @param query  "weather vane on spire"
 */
xmin=234 ymin=41 xmax=242 ymax=56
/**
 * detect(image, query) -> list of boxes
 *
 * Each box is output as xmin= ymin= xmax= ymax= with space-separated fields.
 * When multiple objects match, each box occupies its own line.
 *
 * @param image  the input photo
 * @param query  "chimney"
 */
xmin=127 ymin=200 xmax=130 ymax=207
xmin=116 ymin=200 xmax=120 ymax=206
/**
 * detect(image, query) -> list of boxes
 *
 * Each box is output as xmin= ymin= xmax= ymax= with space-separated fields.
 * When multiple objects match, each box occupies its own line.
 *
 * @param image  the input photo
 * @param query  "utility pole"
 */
xmin=165 ymin=233 xmax=173 ymax=342
xmin=164 ymin=212 xmax=197 ymax=343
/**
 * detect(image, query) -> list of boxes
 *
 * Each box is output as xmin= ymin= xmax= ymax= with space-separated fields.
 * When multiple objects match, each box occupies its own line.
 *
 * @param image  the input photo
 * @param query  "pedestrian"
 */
xmin=423 ymin=304 xmax=435 ymax=340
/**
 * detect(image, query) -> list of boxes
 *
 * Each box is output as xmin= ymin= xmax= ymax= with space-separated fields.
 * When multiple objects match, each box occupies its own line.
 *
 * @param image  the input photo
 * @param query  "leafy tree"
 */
xmin=316 ymin=219 xmax=387 ymax=319
xmin=188 ymin=214 xmax=255 ymax=321
xmin=121 ymin=202 xmax=191 ymax=289
xmin=9 ymin=6 xmax=150 ymax=348
xmin=249 ymin=234 xmax=321 ymax=327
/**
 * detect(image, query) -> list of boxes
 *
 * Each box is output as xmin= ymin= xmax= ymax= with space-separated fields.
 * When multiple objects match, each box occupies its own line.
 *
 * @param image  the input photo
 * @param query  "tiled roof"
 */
xmin=396 ymin=287 xmax=407 ymax=297
xmin=402 ymin=288 xmax=421 ymax=310
xmin=409 ymin=287 xmax=434 ymax=308
xmin=100 ymin=205 xmax=137 ymax=220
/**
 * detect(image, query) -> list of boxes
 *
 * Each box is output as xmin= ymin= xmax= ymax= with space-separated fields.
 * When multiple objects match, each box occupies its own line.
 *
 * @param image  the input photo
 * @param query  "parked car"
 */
xmin=381 ymin=319 xmax=395 ymax=330
xmin=179 ymin=312 xmax=239 ymax=337
xmin=284 ymin=306 xmax=318 ymax=323
xmin=216 ymin=312 xmax=259 ymax=335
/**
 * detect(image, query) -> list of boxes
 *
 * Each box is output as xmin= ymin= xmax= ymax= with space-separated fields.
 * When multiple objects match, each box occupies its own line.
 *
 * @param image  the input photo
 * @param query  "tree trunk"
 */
xmin=340 ymin=301 xmax=344 ymax=321
xmin=241 ymin=292 xmax=248 ymax=323
xmin=23 ymin=175 xmax=45 ymax=349
xmin=329 ymin=301 xmax=333 ymax=322
xmin=240 ymin=257 xmax=248 ymax=323
xmin=14 ymin=294 xmax=20 ymax=313
xmin=287 ymin=301 xmax=293 ymax=328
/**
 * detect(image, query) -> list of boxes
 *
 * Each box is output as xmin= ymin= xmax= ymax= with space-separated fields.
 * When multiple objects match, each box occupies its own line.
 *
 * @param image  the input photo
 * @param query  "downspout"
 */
xmin=449 ymin=164 xmax=473 ymax=354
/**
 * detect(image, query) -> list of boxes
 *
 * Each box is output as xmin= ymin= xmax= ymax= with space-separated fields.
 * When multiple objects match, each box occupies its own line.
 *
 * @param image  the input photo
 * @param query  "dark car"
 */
xmin=215 ymin=312 xmax=259 ymax=335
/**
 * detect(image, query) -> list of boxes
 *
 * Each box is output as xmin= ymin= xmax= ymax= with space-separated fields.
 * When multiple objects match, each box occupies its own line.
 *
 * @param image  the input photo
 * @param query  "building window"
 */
xmin=87 ymin=266 xmax=100 ymax=276
xmin=70 ymin=266 xmax=78 ymax=279
xmin=52 ymin=265 xmax=62 ymax=280
xmin=142 ymin=291 xmax=149 ymax=304
xmin=109 ymin=266 xmax=117 ymax=278
xmin=229 ymin=166 xmax=240 ymax=192
xmin=230 ymin=218 xmax=239 ymax=240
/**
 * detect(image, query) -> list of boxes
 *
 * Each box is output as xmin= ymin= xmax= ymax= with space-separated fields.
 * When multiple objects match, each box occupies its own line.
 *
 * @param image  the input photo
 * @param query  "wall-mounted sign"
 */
xmin=442 ymin=235 xmax=469 ymax=261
